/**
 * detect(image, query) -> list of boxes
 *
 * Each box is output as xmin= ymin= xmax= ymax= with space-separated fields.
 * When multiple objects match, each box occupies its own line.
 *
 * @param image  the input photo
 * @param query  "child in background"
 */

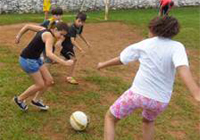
xmin=159 ymin=0 xmax=174 ymax=16
xmin=43 ymin=0 xmax=51 ymax=20
xmin=41 ymin=7 xmax=63 ymax=64
xmin=58 ymin=12 xmax=91 ymax=84
xmin=97 ymin=16 xmax=200 ymax=140
xmin=41 ymin=7 xmax=63 ymax=29
xmin=14 ymin=22 xmax=73 ymax=111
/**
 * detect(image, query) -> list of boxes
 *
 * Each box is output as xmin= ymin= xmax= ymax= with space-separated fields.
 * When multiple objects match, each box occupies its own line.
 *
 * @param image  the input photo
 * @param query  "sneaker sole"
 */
xmin=66 ymin=80 xmax=79 ymax=85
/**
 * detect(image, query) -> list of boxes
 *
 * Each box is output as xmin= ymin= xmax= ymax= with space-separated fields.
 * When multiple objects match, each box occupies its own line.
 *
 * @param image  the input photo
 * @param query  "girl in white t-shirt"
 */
xmin=97 ymin=16 xmax=200 ymax=140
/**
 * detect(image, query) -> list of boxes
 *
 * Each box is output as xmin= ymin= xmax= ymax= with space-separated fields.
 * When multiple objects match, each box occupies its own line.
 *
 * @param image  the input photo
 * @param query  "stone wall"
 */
xmin=0 ymin=0 xmax=199 ymax=14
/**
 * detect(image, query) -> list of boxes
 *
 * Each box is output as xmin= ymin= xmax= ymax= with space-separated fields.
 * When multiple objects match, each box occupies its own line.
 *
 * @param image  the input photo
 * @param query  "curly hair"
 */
xmin=148 ymin=16 xmax=180 ymax=38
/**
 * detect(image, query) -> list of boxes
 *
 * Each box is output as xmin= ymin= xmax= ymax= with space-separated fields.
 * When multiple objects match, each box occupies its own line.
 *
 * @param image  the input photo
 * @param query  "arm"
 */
xmin=71 ymin=37 xmax=84 ymax=52
xmin=159 ymin=6 xmax=163 ymax=16
xmin=79 ymin=34 xmax=91 ymax=48
xmin=177 ymin=66 xmax=200 ymax=101
xmin=55 ymin=36 xmax=65 ymax=53
xmin=43 ymin=33 xmax=73 ymax=66
xmin=98 ymin=42 xmax=140 ymax=70
xmin=97 ymin=56 xmax=123 ymax=70
xmin=15 ymin=24 xmax=45 ymax=44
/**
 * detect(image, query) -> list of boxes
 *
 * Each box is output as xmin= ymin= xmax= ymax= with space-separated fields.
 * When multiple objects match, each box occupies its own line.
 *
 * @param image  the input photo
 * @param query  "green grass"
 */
xmin=0 ymin=7 xmax=200 ymax=140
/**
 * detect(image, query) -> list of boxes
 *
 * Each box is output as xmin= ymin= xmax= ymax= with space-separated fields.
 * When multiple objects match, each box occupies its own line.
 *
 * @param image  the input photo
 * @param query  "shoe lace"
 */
xmin=21 ymin=101 xmax=27 ymax=108
xmin=38 ymin=100 xmax=45 ymax=106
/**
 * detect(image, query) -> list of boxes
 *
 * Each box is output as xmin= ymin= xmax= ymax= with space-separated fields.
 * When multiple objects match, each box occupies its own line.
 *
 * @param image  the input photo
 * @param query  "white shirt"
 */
xmin=120 ymin=37 xmax=189 ymax=103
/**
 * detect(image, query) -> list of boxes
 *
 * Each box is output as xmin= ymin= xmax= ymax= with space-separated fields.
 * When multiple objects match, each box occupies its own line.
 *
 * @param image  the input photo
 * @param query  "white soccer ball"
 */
xmin=70 ymin=111 xmax=89 ymax=131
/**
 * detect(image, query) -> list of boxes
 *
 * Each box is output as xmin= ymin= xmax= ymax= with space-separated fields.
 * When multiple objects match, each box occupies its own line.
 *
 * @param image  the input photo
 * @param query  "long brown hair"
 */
xmin=148 ymin=16 xmax=180 ymax=38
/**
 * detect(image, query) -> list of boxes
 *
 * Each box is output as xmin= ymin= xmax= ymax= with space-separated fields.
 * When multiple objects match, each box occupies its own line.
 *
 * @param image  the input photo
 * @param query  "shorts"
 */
xmin=110 ymin=89 xmax=168 ymax=121
xmin=60 ymin=46 xmax=75 ymax=60
xmin=19 ymin=57 xmax=43 ymax=74
xmin=43 ymin=0 xmax=51 ymax=12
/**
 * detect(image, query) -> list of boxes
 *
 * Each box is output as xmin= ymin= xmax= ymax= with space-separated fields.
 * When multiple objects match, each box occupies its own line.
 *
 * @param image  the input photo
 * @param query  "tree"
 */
xmin=80 ymin=0 xmax=87 ymax=12
xmin=104 ymin=0 xmax=110 ymax=20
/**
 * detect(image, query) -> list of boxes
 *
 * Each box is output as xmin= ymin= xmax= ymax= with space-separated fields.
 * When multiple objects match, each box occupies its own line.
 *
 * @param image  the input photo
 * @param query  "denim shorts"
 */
xmin=19 ymin=57 xmax=43 ymax=74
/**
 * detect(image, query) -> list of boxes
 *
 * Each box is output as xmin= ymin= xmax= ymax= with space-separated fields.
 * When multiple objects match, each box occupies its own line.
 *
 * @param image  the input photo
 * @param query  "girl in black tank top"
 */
xmin=20 ymin=29 xmax=54 ymax=59
xmin=13 ymin=22 xmax=74 ymax=111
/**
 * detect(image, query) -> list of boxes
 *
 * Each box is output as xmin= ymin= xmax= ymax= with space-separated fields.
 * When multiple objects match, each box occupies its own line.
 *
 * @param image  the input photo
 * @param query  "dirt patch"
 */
xmin=187 ymin=49 xmax=200 ymax=83
xmin=168 ymin=131 xmax=186 ymax=140
xmin=100 ymin=92 xmax=119 ymax=106
xmin=0 ymin=23 xmax=36 ymax=53
xmin=0 ymin=22 xmax=143 ymax=82
xmin=41 ymin=121 xmax=65 ymax=140
xmin=76 ymin=22 xmax=143 ymax=81
xmin=0 ymin=22 xmax=198 ymax=83
xmin=170 ymin=120 xmax=180 ymax=127
xmin=197 ymin=123 xmax=200 ymax=133
xmin=0 ymin=62 xmax=5 ymax=67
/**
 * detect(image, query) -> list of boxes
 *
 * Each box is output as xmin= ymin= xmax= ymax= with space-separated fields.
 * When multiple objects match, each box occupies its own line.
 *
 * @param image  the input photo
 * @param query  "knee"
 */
xmin=105 ymin=110 xmax=119 ymax=123
xmin=45 ymin=78 xmax=54 ymax=87
xmin=35 ymin=82 xmax=45 ymax=90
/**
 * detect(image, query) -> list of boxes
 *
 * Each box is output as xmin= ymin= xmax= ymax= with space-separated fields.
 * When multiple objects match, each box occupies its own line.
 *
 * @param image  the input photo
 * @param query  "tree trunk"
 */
xmin=104 ymin=0 xmax=110 ymax=20
xmin=80 ymin=0 xmax=87 ymax=12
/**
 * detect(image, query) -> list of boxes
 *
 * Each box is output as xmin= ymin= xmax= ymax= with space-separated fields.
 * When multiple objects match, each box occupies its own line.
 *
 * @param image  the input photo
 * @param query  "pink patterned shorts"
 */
xmin=110 ymin=89 xmax=168 ymax=121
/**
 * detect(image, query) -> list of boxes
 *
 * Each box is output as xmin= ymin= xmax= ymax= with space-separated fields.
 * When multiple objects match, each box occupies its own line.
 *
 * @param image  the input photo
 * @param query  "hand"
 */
xmin=64 ymin=60 xmax=74 ymax=66
xmin=80 ymin=48 xmax=85 ymax=54
xmin=86 ymin=42 xmax=92 ymax=48
xmin=15 ymin=35 xmax=20 ymax=44
xmin=79 ymin=48 xmax=83 ymax=52
xmin=97 ymin=62 xmax=104 ymax=70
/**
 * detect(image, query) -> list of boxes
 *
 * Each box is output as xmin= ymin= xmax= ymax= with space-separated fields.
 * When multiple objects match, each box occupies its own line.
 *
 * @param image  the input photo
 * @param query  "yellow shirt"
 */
xmin=43 ymin=0 xmax=51 ymax=11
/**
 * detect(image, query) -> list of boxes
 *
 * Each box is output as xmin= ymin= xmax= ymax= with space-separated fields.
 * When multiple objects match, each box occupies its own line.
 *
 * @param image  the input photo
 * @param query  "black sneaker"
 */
xmin=13 ymin=96 xmax=28 ymax=111
xmin=31 ymin=100 xmax=49 ymax=110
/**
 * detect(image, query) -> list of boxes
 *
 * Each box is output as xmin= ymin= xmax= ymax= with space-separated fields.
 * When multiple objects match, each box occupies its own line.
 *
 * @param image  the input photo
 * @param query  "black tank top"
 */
xmin=20 ymin=29 xmax=54 ymax=59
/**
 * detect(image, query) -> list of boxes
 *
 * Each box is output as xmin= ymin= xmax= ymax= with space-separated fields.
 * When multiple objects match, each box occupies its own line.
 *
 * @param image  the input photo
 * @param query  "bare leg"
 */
xmin=104 ymin=110 xmax=120 ymax=140
xmin=44 ymin=11 xmax=49 ymax=20
xmin=159 ymin=9 xmax=162 ymax=16
xmin=67 ymin=58 xmax=77 ymax=77
xmin=143 ymin=118 xmax=155 ymax=140
xmin=66 ymin=58 xmax=78 ymax=84
xmin=18 ymin=71 xmax=46 ymax=101
xmin=32 ymin=89 xmax=46 ymax=101
xmin=32 ymin=65 xmax=54 ymax=101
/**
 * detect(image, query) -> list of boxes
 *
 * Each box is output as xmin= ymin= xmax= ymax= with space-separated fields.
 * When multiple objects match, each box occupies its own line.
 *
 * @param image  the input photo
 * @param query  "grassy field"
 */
xmin=0 ymin=7 xmax=200 ymax=140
